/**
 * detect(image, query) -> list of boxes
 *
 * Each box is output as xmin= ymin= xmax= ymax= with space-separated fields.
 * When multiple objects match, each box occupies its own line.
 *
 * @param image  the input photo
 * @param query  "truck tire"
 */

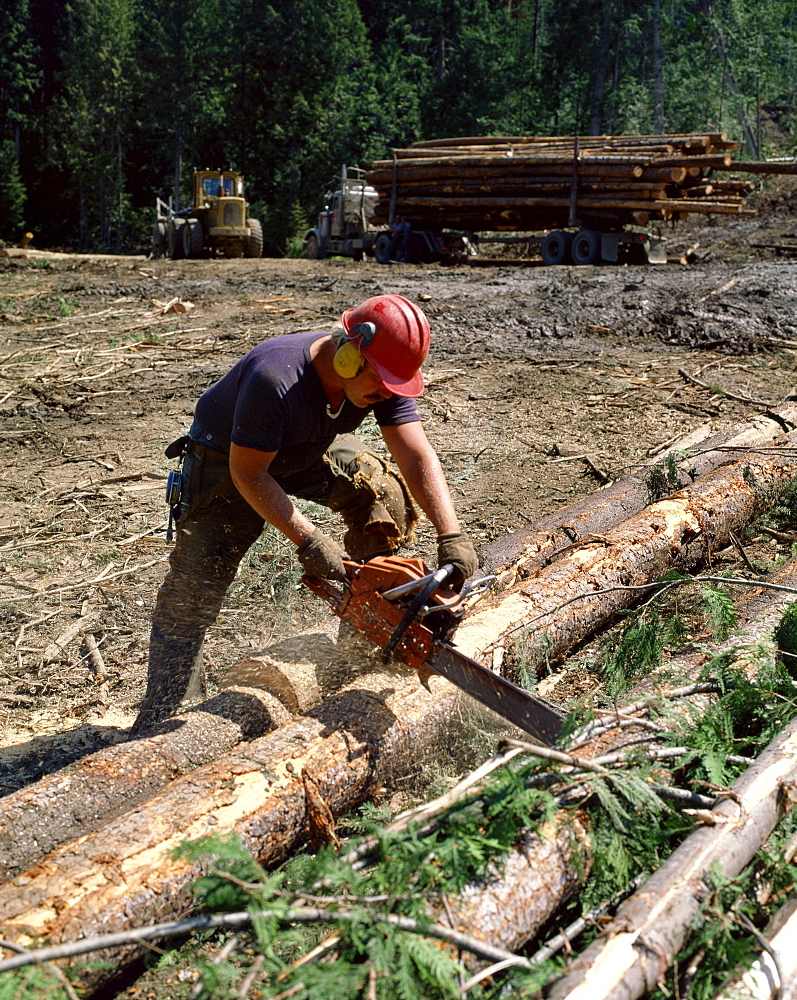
xmin=571 ymin=229 xmax=602 ymax=266
xmin=305 ymin=233 xmax=324 ymax=259
xmin=151 ymin=221 xmax=166 ymax=259
xmin=541 ymin=230 xmax=573 ymax=266
xmin=183 ymin=218 xmax=203 ymax=259
xmin=245 ymin=218 xmax=263 ymax=258
xmin=374 ymin=232 xmax=392 ymax=265
xmin=167 ymin=220 xmax=185 ymax=260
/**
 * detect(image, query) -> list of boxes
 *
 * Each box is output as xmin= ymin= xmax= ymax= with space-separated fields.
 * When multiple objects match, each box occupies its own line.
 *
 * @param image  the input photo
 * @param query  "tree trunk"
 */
xmin=2 ymin=442 xmax=796 ymax=986
xmin=716 ymin=896 xmax=797 ymax=999
xmin=481 ymin=404 xmax=797 ymax=588
xmin=0 ymin=687 xmax=289 ymax=882
xmin=435 ymin=556 xmax=797 ymax=962
xmin=652 ymin=0 xmax=665 ymax=134
xmin=0 ymin=673 xmax=464 ymax=987
xmin=455 ymin=442 xmax=797 ymax=672
xmin=546 ymin=715 xmax=797 ymax=1000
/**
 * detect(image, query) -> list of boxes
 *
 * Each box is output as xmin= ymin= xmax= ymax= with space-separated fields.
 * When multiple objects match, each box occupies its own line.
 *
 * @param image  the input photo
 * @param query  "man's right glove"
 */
xmin=437 ymin=531 xmax=479 ymax=591
xmin=297 ymin=530 xmax=349 ymax=582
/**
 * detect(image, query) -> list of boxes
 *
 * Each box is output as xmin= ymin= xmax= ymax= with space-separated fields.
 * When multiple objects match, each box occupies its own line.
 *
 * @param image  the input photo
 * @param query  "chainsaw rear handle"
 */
xmin=382 ymin=563 xmax=455 ymax=663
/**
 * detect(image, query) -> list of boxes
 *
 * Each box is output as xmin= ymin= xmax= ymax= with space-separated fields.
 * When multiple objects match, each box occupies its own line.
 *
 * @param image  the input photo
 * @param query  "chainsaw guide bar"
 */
xmin=302 ymin=555 xmax=564 ymax=746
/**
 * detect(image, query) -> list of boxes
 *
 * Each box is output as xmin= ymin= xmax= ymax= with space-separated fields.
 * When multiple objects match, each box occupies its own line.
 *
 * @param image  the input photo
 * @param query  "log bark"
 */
xmin=546 ymin=716 xmax=797 ymax=1000
xmin=481 ymin=404 xmax=797 ymax=588
xmin=0 ymin=687 xmax=290 ymax=882
xmin=434 ymin=556 xmax=797 ymax=963
xmin=455 ymin=441 xmax=797 ymax=672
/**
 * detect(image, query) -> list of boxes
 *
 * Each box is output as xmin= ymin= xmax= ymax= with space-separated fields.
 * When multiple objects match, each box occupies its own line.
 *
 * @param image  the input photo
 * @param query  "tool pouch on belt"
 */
xmin=164 ymin=435 xmax=191 ymax=541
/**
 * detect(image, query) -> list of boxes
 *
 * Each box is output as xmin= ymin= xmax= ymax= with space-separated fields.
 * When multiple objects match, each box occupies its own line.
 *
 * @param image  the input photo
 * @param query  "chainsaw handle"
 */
xmin=381 ymin=563 xmax=455 ymax=664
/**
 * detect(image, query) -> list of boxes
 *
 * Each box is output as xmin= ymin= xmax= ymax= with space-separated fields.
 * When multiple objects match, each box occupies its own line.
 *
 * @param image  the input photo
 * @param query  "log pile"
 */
xmin=365 ymin=133 xmax=763 ymax=231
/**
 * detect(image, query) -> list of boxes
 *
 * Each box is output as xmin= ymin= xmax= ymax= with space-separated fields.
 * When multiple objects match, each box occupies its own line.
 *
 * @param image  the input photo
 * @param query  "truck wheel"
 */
xmin=183 ymin=218 xmax=203 ymax=259
xmin=571 ymin=229 xmax=602 ymax=266
xmin=305 ymin=233 xmax=324 ymax=259
xmin=167 ymin=220 xmax=185 ymax=259
xmin=151 ymin=221 xmax=166 ymax=258
xmin=245 ymin=218 xmax=263 ymax=258
xmin=374 ymin=232 xmax=392 ymax=265
xmin=541 ymin=230 xmax=573 ymax=266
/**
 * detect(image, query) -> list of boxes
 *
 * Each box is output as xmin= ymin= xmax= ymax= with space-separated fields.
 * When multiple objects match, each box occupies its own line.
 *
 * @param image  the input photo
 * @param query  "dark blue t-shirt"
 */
xmin=194 ymin=332 xmax=421 ymax=476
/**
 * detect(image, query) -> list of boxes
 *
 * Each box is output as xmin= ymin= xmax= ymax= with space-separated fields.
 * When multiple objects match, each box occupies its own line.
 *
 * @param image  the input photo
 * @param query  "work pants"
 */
xmin=129 ymin=434 xmax=417 ymax=736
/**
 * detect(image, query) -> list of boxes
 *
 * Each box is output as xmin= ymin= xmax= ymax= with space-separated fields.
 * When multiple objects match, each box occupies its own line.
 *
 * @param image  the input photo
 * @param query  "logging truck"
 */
xmin=306 ymin=162 xmax=666 ymax=265
xmin=152 ymin=169 xmax=263 ymax=259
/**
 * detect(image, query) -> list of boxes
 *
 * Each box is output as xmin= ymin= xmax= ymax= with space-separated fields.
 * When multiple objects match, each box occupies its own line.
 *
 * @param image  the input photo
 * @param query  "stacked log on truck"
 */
xmin=365 ymin=132 xmax=795 ymax=265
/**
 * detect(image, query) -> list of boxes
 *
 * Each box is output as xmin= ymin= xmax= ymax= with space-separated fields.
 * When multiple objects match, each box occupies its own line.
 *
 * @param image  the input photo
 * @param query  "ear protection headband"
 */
xmin=332 ymin=321 xmax=377 ymax=378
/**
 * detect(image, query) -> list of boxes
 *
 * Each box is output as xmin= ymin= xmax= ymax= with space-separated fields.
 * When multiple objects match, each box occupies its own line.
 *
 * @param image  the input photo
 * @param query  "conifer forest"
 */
xmin=1 ymin=0 xmax=796 ymax=251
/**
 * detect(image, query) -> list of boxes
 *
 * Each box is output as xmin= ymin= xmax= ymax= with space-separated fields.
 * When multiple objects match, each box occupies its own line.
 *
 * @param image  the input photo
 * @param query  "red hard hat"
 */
xmin=340 ymin=294 xmax=430 ymax=397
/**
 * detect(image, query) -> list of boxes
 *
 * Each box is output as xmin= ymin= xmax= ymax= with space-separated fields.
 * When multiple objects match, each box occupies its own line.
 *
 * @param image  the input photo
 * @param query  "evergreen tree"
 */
xmin=53 ymin=0 xmax=138 ymax=247
xmin=0 ymin=140 xmax=27 ymax=242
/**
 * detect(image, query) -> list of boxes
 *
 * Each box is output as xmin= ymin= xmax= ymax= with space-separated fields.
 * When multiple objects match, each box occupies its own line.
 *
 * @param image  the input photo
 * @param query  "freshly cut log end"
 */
xmin=221 ymin=629 xmax=381 ymax=714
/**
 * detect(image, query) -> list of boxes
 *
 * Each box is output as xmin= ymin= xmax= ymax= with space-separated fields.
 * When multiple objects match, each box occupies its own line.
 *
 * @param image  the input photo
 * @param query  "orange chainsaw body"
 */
xmin=301 ymin=554 xmax=459 ymax=670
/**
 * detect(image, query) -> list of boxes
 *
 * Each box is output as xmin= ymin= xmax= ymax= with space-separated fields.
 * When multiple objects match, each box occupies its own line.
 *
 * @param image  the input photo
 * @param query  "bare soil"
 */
xmin=2 ymin=179 xmax=797 ymax=795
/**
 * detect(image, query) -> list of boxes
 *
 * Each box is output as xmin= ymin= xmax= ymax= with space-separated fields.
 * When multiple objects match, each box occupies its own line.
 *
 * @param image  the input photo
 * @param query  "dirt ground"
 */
xmin=1 ymin=178 xmax=797 ymax=795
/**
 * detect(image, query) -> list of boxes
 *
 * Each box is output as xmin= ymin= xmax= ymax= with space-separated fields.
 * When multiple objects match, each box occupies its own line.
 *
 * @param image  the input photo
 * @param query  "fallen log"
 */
xmin=545 ymin=715 xmax=797 ymax=1000
xmin=0 ymin=687 xmax=289 ymax=881
xmin=716 ymin=896 xmax=797 ymax=999
xmin=3 ymin=442 xmax=796 ymax=983
xmin=457 ymin=440 xmax=797 ymax=673
xmin=482 ymin=404 xmax=797 ymax=587
xmin=429 ymin=556 xmax=797 ymax=963
xmin=0 ymin=672 xmax=465 ymax=989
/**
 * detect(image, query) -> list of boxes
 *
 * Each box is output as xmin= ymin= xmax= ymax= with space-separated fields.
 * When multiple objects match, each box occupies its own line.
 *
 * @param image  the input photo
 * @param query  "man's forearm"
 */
xmin=394 ymin=448 xmax=461 ymax=535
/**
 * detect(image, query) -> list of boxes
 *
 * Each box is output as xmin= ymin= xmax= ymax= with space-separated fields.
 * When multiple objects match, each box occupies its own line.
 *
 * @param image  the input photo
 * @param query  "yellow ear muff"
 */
xmin=333 ymin=341 xmax=364 ymax=378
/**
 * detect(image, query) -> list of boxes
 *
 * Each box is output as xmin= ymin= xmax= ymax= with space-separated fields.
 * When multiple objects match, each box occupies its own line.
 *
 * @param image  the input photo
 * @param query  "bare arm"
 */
xmin=380 ymin=421 xmax=461 ymax=535
xmin=228 ymin=443 xmax=314 ymax=545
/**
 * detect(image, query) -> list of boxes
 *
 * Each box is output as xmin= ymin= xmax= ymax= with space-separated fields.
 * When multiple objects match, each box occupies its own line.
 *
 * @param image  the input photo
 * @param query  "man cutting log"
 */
xmin=129 ymin=293 xmax=478 ymax=737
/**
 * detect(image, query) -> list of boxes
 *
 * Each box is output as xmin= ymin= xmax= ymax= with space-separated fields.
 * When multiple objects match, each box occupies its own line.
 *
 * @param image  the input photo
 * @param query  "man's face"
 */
xmin=344 ymin=361 xmax=393 ymax=407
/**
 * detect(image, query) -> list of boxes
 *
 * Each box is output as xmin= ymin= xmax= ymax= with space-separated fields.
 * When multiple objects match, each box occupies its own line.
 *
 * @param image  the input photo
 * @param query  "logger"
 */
xmin=152 ymin=169 xmax=263 ymax=259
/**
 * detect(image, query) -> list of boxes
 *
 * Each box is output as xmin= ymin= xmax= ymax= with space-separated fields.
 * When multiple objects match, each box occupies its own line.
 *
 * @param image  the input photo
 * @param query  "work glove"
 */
xmin=437 ymin=531 xmax=479 ymax=591
xmin=297 ymin=530 xmax=349 ymax=583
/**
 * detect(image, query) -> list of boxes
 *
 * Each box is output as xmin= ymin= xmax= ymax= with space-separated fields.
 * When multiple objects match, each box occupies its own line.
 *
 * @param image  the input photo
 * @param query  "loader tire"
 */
xmin=374 ymin=232 xmax=392 ymax=265
xmin=245 ymin=218 xmax=263 ymax=258
xmin=167 ymin=220 xmax=185 ymax=260
xmin=183 ymin=218 xmax=203 ymax=259
xmin=151 ymin=221 xmax=166 ymax=259
xmin=305 ymin=232 xmax=324 ymax=259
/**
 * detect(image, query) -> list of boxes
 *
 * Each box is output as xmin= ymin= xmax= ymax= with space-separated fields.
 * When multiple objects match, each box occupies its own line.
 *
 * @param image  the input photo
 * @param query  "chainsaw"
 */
xmin=302 ymin=554 xmax=564 ymax=746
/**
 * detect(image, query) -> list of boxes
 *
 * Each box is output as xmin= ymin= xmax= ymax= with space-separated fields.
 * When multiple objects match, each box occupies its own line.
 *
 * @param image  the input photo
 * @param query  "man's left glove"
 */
xmin=297 ymin=530 xmax=349 ymax=583
xmin=437 ymin=531 xmax=479 ymax=591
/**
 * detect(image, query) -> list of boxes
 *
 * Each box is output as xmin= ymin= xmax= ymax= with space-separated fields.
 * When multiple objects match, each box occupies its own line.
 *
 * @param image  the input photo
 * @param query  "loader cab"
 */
xmin=193 ymin=170 xmax=244 ymax=207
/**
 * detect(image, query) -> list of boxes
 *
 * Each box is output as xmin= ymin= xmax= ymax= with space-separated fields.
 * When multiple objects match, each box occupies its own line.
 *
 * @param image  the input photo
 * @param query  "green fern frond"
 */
xmin=701 ymin=584 xmax=737 ymax=641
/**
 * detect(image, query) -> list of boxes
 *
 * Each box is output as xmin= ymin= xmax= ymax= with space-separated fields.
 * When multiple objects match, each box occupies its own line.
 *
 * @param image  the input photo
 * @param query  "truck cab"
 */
xmin=305 ymin=166 xmax=383 ymax=260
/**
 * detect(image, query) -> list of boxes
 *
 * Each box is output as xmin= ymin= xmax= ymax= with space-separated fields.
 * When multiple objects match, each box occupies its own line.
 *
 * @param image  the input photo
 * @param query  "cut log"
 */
xmin=0 ymin=672 xmax=469 ymax=988
xmin=482 ymin=404 xmax=797 ymax=588
xmin=545 ymin=714 xmax=797 ymax=1000
xmin=456 ymin=440 xmax=797 ymax=672
xmin=220 ymin=629 xmax=380 ymax=713
xmin=433 ymin=556 xmax=797 ymax=963
xmin=0 ymin=687 xmax=289 ymax=882
xmin=3 ymin=431 xmax=797 ymax=985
